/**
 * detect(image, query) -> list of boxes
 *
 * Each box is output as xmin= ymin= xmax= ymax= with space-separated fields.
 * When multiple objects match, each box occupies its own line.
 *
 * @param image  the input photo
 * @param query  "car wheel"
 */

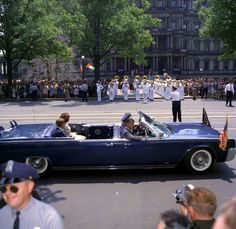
xmin=25 ymin=157 xmax=49 ymax=174
xmin=185 ymin=149 xmax=213 ymax=173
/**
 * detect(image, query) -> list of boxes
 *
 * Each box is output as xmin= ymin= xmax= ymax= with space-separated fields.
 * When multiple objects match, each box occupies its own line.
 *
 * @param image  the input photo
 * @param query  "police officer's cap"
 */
xmin=0 ymin=160 xmax=39 ymax=185
xmin=121 ymin=112 xmax=131 ymax=122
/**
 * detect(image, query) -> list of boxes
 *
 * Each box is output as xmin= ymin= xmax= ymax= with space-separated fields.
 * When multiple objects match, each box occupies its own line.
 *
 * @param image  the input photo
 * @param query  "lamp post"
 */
xmin=81 ymin=55 xmax=85 ymax=78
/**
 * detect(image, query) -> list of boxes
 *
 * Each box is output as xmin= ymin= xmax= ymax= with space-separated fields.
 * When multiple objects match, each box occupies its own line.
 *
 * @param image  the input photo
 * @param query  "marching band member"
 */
xmin=108 ymin=80 xmax=115 ymax=101
xmin=133 ymin=75 xmax=141 ymax=101
xmin=149 ymin=81 xmax=155 ymax=101
xmin=114 ymin=76 xmax=119 ymax=97
xmin=164 ymin=80 xmax=172 ymax=100
xmin=142 ymin=79 xmax=149 ymax=104
xmin=122 ymin=76 xmax=129 ymax=101
xmin=96 ymin=80 xmax=103 ymax=102
xmin=178 ymin=80 xmax=185 ymax=100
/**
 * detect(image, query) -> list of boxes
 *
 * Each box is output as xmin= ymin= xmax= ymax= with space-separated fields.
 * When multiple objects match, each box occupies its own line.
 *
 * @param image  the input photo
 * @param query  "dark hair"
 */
xmin=160 ymin=210 xmax=191 ymax=229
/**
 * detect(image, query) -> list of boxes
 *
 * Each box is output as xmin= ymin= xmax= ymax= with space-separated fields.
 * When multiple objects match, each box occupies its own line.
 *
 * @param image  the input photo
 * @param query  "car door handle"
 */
xmin=105 ymin=142 xmax=114 ymax=147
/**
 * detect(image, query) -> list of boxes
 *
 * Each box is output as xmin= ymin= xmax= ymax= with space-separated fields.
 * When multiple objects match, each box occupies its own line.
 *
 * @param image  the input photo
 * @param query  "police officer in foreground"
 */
xmin=120 ymin=113 xmax=142 ymax=141
xmin=0 ymin=160 xmax=63 ymax=229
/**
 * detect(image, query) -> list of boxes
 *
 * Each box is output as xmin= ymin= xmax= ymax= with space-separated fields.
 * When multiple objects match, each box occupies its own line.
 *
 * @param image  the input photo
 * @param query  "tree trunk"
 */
xmin=94 ymin=55 xmax=100 ymax=81
xmin=6 ymin=59 xmax=13 ymax=98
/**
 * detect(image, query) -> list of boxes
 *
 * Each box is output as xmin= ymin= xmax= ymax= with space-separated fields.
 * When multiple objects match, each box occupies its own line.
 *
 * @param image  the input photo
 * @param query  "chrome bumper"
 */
xmin=226 ymin=148 xmax=236 ymax=162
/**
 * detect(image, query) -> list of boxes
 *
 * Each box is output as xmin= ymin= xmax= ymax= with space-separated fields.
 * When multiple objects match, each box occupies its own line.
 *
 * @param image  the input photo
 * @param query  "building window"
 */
xmin=194 ymin=40 xmax=200 ymax=51
xmin=106 ymin=62 xmax=111 ymax=72
xmin=183 ymin=0 xmax=188 ymax=9
xmin=194 ymin=61 xmax=200 ymax=70
xmin=204 ymin=41 xmax=210 ymax=51
xmin=172 ymin=21 xmax=177 ymax=30
xmin=170 ymin=0 xmax=176 ymax=7
xmin=183 ymin=39 xmax=188 ymax=50
xmin=156 ymin=0 xmax=163 ymax=8
xmin=213 ymin=60 xmax=219 ymax=71
xmin=224 ymin=61 xmax=228 ymax=70
xmin=233 ymin=61 xmax=236 ymax=70
xmin=173 ymin=37 xmax=178 ymax=49
xmin=214 ymin=40 xmax=220 ymax=51
xmin=204 ymin=61 xmax=209 ymax=71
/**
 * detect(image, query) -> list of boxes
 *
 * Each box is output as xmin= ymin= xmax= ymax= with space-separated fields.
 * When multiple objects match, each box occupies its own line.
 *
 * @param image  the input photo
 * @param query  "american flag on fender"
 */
xmin=79 ymin=63 xmax=83 ymax=73
xmin=219 ymin=115 xmax=229 ymax=151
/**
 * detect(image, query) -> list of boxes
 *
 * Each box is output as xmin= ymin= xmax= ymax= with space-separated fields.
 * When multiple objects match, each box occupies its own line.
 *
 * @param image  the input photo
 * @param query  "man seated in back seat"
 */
xmin=51 ymin=118 xmax=66 ymax=137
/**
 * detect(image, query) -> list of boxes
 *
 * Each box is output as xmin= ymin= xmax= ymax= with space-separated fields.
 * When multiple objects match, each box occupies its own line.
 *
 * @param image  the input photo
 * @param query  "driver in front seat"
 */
xmin=120 ymin=114 xmax=143 ymax=141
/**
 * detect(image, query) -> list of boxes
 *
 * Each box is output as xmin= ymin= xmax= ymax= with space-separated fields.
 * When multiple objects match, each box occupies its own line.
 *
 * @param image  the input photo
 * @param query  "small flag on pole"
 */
xmin=86 ymin=63 xmax=95 ymax=71
xmin=219 ymin=114 xmax=229 ymax=151
xmin=202 ymin=107 xmax=211 ymax=127
xmin=79 ymin=64 xmax=83 ymax=74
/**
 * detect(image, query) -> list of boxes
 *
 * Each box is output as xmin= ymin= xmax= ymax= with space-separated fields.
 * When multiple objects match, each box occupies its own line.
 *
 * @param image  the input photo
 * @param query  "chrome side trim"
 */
xmin=52 ymin=164 xmax=177 ymax=171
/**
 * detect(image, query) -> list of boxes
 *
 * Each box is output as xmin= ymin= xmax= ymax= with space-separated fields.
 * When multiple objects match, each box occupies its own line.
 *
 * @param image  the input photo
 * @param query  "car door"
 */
xmin=121 ymin=138 xmax=186 ymax=166
xmin=0 ymin=138 xmax=123 ymax=167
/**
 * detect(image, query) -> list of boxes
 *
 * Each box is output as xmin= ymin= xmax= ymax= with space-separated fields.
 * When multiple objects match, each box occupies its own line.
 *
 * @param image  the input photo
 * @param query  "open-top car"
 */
xmin=0 ymin=111 xmax=235 ymax=174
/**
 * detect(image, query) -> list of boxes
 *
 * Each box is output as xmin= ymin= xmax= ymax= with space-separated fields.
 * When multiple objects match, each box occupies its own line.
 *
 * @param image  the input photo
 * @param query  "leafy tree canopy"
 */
xmin=63 ymin=0 xmax=160 ymax=78
xmin=195 ymin=0 xmax=236 ymax=59
xmin=0 ymin=0 xmax=72 ymax=96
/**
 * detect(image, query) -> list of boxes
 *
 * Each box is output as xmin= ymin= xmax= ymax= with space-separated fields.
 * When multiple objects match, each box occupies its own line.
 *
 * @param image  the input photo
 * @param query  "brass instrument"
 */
xmin=114 ymin=75 xmax=119 ymax=80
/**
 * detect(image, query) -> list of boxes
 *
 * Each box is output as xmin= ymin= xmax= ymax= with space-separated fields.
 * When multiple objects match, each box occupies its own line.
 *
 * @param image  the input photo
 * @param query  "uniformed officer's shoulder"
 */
xmin=33 ymin=198 xmax=63 ymax=228
xmin=33 ymin=198 xmax=60 ymax=215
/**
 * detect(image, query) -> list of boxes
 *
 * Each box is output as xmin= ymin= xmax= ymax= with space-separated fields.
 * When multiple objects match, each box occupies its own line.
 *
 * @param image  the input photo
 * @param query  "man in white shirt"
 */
xmin=96 ymin=81 xmax=103 ymax=102
xmin=225 ymin=80 xmax=234 ymax=107
xmin=170 ymin=85 xmax=182 ymax=122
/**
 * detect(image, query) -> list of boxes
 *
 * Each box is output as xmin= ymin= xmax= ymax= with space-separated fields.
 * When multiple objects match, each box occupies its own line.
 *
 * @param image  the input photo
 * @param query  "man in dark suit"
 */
xmin=120 ymin=115 xmax=142 ymax=141
xmin=51 ymin=118 xmax=66 ymax=137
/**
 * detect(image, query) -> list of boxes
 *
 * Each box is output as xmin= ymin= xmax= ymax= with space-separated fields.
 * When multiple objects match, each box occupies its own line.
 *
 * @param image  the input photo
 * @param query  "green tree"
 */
xmin=0 ymin=0 xmax=71 ymax=97
xmin=63 ymin=0 xmax=160 ymax=79
xmin=195 ymin=0 xmax=236 ymax=59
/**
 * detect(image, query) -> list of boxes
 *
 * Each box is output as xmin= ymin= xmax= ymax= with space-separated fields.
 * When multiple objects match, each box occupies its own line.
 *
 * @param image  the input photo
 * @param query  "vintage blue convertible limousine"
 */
xmin=0 ymin=111 xmax=235 ymax=174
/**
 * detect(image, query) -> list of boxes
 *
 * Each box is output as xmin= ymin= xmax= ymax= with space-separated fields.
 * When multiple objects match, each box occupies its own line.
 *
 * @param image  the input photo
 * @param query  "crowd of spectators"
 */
xmin=0 ymin=77 xmax=235 ymax=101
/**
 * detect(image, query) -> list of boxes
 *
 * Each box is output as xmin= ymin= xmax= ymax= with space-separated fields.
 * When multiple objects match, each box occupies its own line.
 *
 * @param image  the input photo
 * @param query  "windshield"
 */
xmin=138 ymin=111 xmax=171 ymax=137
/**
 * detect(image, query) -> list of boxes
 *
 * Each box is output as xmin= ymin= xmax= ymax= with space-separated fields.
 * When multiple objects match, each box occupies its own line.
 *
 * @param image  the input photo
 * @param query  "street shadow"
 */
xmin=38 ymin=163 xmax=236 ymax=185
xmin=36 ymin=186 xmax=66 ymax=205
xmin=0 ymin=101 xmax=52 ymax=106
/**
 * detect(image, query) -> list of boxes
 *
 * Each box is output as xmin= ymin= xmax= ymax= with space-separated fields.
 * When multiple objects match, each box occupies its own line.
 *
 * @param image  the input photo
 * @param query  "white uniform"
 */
xmin=133 ymin=80 xmax=141 ymax=101
xmin=142 ymin=82 xmax=149 ymax=104
xmin=164 ymin=83 xmax=172 ymax=100
xmin=149 ymin=84 xmax=155 ymax=101
xmin=178 ymin=83 xmax=185 ymax=100
xmin=122 ymin=82 xmax=129 ymax=101
xmin=108 ymin=83 xmax=115 ymax=101
xmin=96 ymin=82 xmax=103 ymax=101
xmin=114 ymin=80 xmax=119 ymax=97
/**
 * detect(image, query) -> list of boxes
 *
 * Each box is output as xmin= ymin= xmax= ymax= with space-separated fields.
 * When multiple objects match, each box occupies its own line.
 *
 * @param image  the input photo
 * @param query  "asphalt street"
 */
xmin=0 ymin=98 xmax=236 ymax=229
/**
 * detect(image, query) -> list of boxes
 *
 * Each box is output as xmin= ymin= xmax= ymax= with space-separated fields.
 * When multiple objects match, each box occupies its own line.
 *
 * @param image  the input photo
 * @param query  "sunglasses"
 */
xmin=0 ymin=177 xmax=29 ymax=194
xmin=0 ymin=185 xmax=19 ymax=194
